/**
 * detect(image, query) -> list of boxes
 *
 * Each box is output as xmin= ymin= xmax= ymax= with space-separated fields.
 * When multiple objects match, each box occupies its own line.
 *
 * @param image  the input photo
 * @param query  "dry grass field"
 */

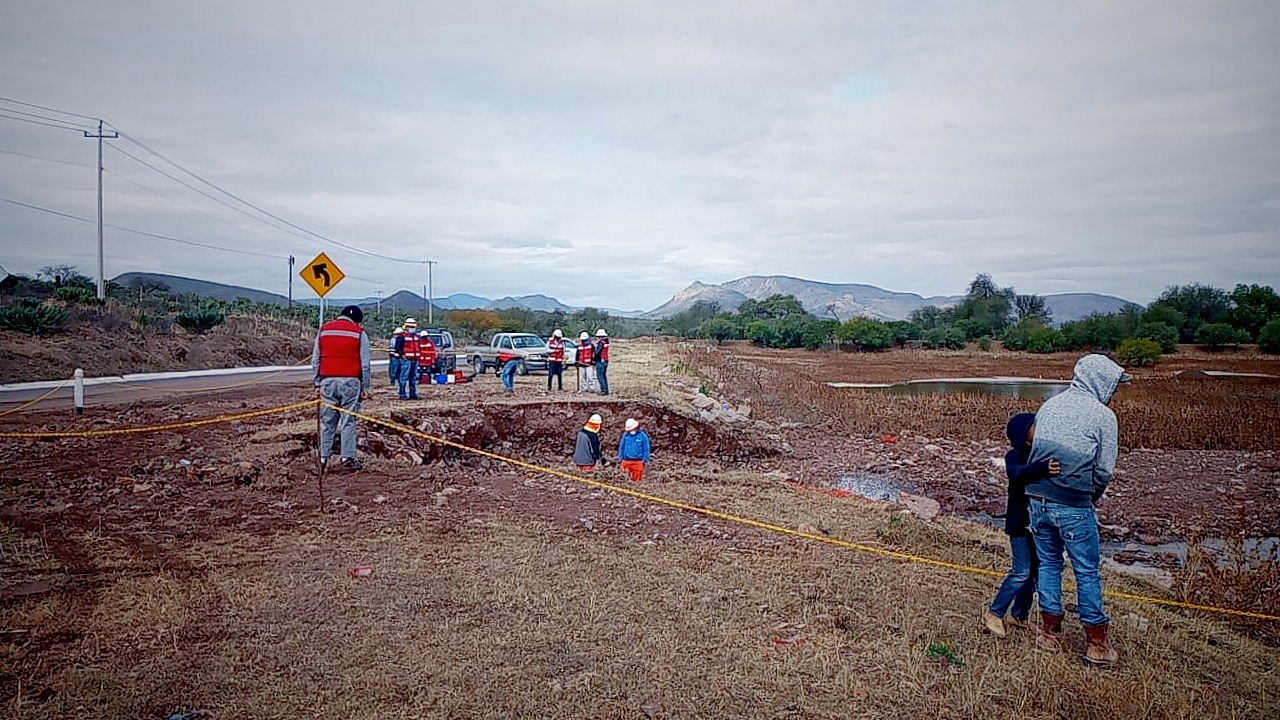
xmin=1 ymin=340 xmax=1277 ymax=718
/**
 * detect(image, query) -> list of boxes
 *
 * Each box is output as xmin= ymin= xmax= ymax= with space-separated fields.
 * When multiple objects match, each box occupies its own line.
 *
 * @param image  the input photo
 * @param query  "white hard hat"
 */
xmin=404 ymin=317 xmax=418 ymax=327
xmin=552 ymin=329 xmax=563 ymax=338
xmin=596 ymin=329 xmax=607 ymax=337
xmin=393 ymin=327 xmax=404 ymax=334
xmin=579 ymin=331 xmax=590 ymax=341
xmin=625 ymin=418 xmax=639 ymax=431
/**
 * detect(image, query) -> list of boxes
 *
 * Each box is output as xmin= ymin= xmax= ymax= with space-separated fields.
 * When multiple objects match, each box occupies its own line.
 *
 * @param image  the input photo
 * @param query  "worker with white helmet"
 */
xmin=387 ymin=327 xmax=404 ymax=385
xmin=575 ymin=331 xmax=597 ymax=393
xmin=617 ymin=417 xmax=651 ymax=482
xmin=573 ymin=413 xmax=604 ymax=472
xmin=593 ymin=328 xmax=611 ymax=396
xmin=394 ymin=317 xmax=421 ymax=400
xmin=546 ymin=328 xmax=567 ymax=391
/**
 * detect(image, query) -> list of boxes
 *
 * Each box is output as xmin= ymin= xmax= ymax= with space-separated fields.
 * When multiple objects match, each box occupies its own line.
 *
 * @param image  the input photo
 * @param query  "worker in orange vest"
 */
xmin=575 ymin=331 xmax=597 ymax=393
xmin=311 ymin=305 xmax=371 ymax=471
xmin=395 ymin=317 xmax=421 ymax=399
xmin=546 ymin=329 xmax=566 ymax=391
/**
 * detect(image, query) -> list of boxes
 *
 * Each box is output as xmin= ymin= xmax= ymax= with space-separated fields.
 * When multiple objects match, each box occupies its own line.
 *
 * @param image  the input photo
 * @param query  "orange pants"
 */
xmin=620 ymin=460 xmax=645 ymax=482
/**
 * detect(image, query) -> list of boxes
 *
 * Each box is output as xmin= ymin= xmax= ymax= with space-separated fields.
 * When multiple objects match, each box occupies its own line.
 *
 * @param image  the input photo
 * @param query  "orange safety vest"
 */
xmin=402 ymin=332 xmax=421 ymax=360
xmin=318 ymin=318 xmax=363 ymax=378
xmin=419 ymin=336 xmax=437 ymax=367
xmin=547 ymin=337 xmax=565 ymax=362
xmin=576 ymin=341 xmax=594 ymax=366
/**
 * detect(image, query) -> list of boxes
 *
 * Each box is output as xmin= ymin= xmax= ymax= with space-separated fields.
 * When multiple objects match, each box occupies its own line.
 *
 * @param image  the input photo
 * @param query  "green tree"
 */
xmin=1014 ymin=294 xmax=1051 ymax=325
xmin=697 ymin=316 xmax=742 ymax=344
xmin=1060 ymin=312 xmax=1137 ymax=351
xmin=570 ymin=307 xmax=612 ymax=336
xmin=1001 ymin=321 xmax=1064 ymax=353
xmin=1151 ymin=283 xmax=1231 ymax=342
xmin=737 ymin=294 xmax=807 ymax=321
xmin=1194 ymin=322 xmax=1249 ymax=350
xmin=1136 ymin=322 xmax=1179 ymax=353
xmin=1228 ymin=284 xmax=1280 ymax=339
xmin=657 ymin=301 xmax=721 ymax=338
xmin=908 ymin=305 xmax=953 ymax=331
xmin=1259 ymin=318 xmax=1280 ymax=354
xmin=835 ymin=317 xmax=894 ymax=351
xmin=950 ymin=273 xmax=1015 ymax=339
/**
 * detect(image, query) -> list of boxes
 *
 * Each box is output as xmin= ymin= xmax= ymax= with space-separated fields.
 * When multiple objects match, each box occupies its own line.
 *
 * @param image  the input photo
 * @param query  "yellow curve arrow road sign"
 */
xmin=301 ymin=252 xmax=345 ymax=297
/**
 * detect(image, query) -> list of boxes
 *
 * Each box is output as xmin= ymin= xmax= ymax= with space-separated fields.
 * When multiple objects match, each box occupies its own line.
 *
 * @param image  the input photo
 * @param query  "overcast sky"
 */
xmin=2 ymin=1 xmax=1277 ymax=310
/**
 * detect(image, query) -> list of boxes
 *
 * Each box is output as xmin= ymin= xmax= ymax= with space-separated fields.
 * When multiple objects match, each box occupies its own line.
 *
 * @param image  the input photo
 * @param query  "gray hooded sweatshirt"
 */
xmin=1025 ymin=354 xmax=1125 ymax=508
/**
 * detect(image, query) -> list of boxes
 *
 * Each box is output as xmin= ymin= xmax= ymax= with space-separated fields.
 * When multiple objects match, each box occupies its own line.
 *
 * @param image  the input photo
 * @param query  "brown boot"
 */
xmin=1083 ymin=623 xmax=1119 ymax=667
xmin=982 ymin=611 xmax=1007 ymax=638
xmin=1037 ymin=612 xmax=1064 ymax=651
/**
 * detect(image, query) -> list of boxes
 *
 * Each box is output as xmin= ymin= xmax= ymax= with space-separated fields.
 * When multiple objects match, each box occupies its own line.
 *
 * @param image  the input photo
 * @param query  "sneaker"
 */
xmin=983 ymin=611 xmax=1007 ymax=638
xmin=339 ymin=457 xmax=363 ymax=471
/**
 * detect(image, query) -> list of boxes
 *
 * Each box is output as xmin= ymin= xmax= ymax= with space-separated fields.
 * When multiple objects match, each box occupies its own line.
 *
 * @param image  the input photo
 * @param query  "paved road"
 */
xmin=0 ymin=361 xmax=394 ymax=412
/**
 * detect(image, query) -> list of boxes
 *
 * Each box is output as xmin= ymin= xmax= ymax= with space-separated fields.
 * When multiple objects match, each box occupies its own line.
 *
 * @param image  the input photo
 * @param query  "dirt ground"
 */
xmin=0 ymin=315 xmax=314 ymax=384
xmin=1 ymin=340 xmax=1277 ymax=718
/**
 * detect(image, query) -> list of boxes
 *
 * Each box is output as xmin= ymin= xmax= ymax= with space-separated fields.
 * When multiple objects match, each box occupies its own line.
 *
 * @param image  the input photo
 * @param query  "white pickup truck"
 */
xmin=464 ymin=333 xmax=550 ymax=375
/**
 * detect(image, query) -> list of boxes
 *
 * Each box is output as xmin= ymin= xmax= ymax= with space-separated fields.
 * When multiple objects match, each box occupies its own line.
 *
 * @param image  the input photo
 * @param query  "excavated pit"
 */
xmin=366 ymin=400 xmax=778 ymax=468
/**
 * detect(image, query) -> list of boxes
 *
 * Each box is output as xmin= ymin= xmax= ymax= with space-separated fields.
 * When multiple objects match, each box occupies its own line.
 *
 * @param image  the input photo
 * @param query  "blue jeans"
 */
xmin=388 ymin=356 xmax=401 ymax=384
xmin=501 ymin=359 xmax=519 ymax=391
xmin=398 ymin=360 xmax=418 ymax=398
xmin=595 ymin=360 xmax=609 ymax=395
xmin=988 ymin=534 xmax=1038 ymax=620
xmin=1030 ymin=498 xmax=1109 ymax=627
xmin=319 ymin=377 xmax=362 ymax=461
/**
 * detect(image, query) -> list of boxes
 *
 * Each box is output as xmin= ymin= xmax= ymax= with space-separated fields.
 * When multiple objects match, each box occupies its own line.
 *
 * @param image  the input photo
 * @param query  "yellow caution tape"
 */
xmin=329 ymin=403 xmax=1280 ymax=624
xmin=0 ymin=399 xmax=319 ymax=438
xmin=0 ymin=376 xmax=73 ymax=419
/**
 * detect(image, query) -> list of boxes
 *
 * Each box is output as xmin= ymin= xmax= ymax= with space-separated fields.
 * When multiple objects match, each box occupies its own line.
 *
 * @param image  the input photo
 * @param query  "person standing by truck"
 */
xmin=395 ymin=317 xmax=421 ymax=400
xmin=593 ymin=328 xmax=611 ymax=396
xmin=576 ymin=331 xmax=597 ymax=393
xmin=546 ymin=329 xmax=566 ymax=391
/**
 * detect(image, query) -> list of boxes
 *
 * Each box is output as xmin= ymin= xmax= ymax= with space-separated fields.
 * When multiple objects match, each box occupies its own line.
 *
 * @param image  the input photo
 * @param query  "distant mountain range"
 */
xmin=643 ymin=275 xmax=1135 ymax=325
xmin=112 ymin=272 xmax=1135 ymax=326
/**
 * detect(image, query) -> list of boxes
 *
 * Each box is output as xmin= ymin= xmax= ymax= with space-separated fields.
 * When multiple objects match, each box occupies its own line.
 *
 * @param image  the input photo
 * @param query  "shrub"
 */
xmin=976 ymin=336 xmax=992 ymax=351
xmin=835 ymin=317 xmax=893 ymax=351
xmin=1136 ymin=321 xmax=1179 ymax=353
xmin=54 ymin=285 xmax=101 ymax=305
xmin=1116 ymin=338 xmax=1162 ymax=367
xmin=175 ymin=309 xmax=225 ymax=334
xmin=1001 ymin=322 xmax=1064 ymax=353
xmin=921 ymin=327 xmax=966 ymax=350
xmin=0 ymin=302 xmax=68 ymax=335
xmin=1060 ymin=312 xmax=1134 ymax=351
xmin=1259 ymin=319 xmax=1280 ymax=354
xmin=1194 ymin=322 xmax=1248 ymax=350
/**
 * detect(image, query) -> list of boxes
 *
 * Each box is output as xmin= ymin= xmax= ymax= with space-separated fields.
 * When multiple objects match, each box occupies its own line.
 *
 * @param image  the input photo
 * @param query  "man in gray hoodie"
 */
xmin=1026 ymin=353 xmax=1130 ymax=667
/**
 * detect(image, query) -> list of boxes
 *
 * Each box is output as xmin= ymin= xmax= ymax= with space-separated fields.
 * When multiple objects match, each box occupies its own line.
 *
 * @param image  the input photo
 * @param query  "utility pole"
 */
xmin=375 ymin=290 xmax=382 ymax=317
xmin=426 ymin=260 xmax=436 ymax=326
xmin=288 ymin=255 xmax=295 ymax=307
xmin=84 ymin=120 xmax=117 ymax=300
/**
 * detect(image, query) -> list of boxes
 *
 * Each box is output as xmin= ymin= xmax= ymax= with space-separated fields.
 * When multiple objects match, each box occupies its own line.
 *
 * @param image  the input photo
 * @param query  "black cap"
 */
xmin=340 ymin=305 xmax=363 ymax=323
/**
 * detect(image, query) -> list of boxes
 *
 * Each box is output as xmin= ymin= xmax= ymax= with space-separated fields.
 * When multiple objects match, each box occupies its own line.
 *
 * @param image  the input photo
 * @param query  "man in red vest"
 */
xmin=312 ymin=305 xmax=372 ymax=471
xmin=395 ymin=317 xmax=421 ymax=399
xmin=546 ymin=328 xmax=566 ymax=391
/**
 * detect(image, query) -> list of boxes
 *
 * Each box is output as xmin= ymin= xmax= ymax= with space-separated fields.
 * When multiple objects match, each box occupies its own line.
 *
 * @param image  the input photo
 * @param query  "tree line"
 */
xmin=656 ymin=274 xmax=1280 ymax=361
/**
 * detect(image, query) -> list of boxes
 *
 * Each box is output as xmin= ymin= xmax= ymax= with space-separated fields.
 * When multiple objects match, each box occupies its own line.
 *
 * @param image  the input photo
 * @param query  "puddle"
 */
xmin=830 ymin=472 xmax=1278 ymax=581
xmin=833 ymin=473 xmax=902 ymax=502
xmin=829 ymin=377 xmax=1069 ymax=400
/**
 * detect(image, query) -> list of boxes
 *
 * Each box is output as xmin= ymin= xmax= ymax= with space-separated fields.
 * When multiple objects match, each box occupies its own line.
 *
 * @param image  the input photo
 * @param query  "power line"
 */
xmin=105 ymin=141 xmax=319 ymax=246
xmin=0 ymin=195 xmax=287 ymax=260
xmin=0 ymin=112 xmax=89 ymax=133
xmin=108 ymin=127 xmax=428 ymax=265
xmin=0 ymin=106 xmax=95 ymax=131
xmin=0 ymin=95 xmax=101 ymax=123
xmin=0 ymin=147 xmax=94 ymax=168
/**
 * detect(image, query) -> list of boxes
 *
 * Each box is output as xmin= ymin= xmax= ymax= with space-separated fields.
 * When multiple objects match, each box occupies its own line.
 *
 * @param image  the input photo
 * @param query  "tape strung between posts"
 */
xmin=0 ymin=376 xmax=73 ymax=419
xmin=329 ymin=403 xmax=1280 ymax=624
xmin=0 ymin=399 xmax=320 ymax=439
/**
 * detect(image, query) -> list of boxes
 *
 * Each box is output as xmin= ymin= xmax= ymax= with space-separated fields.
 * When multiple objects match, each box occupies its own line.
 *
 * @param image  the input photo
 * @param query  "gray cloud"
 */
xmin=1 ymin=0 xmax=1277 ymax=309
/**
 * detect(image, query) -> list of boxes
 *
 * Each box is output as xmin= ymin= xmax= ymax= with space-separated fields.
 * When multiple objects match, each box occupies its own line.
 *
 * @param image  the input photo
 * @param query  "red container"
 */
xmin=350 ymin=565 xmax=373 ymax=578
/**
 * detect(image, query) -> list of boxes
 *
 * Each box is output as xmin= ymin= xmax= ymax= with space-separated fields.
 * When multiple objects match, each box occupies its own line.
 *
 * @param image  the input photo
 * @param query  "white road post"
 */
xmin=73 ymin=368 xmax=84 ymax=415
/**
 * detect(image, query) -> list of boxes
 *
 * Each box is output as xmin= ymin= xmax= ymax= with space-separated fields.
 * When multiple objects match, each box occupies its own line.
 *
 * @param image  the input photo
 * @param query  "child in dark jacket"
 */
xmin=983 ymin=412 xmax=1060 ymax=637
